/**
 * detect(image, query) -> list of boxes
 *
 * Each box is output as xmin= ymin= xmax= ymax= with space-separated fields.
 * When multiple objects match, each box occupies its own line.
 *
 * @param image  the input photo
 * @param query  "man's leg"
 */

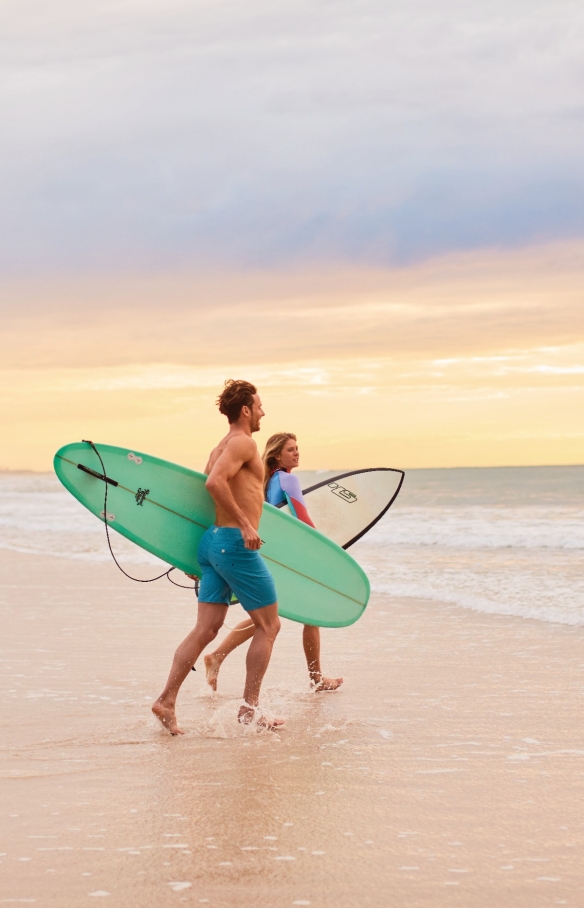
xmin=204 ymin=619 xmax=255 ymax=691
xmin=152 ymin=601 xmax=228 ymax=735
xmin=302 ymin=624 xmax=343 ymax=691
xmin=238 ymin=602 xmax=282 ymax=725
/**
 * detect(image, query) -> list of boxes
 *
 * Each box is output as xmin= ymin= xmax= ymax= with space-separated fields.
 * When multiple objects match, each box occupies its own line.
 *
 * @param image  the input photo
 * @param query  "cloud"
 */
xmin=1 ymin=240 xmax=583 ymax=368
xmin=48 ymin=363 xmax=341 ymax=392
xmin=3 ymin=342 xmax=583 ymax=470
xmin=1 ymin=0 xmax=584 ymax=272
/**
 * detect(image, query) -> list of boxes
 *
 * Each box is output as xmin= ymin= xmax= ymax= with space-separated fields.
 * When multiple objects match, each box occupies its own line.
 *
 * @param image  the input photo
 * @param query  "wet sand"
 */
xmin=1 ymin=548 xmax=584 ymax=907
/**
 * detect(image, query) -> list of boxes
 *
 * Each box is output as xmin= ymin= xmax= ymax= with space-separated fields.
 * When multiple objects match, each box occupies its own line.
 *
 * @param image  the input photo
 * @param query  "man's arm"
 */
xmin=205 ymin=436 xmax=262 ymax=549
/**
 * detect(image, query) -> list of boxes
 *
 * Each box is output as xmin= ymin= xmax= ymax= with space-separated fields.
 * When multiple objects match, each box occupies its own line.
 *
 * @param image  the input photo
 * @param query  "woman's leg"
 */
xmin=204 ymin=619 xmax=255 ymax=691
xmin=302 ymin=625 xmax=344 ymax=691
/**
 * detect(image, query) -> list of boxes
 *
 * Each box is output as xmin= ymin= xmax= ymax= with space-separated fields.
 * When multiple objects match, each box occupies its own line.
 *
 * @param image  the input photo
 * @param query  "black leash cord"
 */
xmin=82 ymin=439 xmax=197 ymax=590
xmin=168 ymin=574 xmax=200 ymax=592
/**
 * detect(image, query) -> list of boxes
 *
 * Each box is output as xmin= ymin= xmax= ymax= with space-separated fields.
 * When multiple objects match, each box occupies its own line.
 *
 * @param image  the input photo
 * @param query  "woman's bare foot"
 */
xmin=204 ymin=653 xmax=223 ymax=692
xmin=152 ymin=698 xmax=184 ymax=735
xmin=311 ymin=675 xmax=344 ymax=692
xmin=237 ymin=704 xmax=285 ymax=729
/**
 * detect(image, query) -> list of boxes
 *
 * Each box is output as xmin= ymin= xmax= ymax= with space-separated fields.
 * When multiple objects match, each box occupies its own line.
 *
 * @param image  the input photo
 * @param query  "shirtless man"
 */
xmin=152 ymin=379 xmax=282 ymax=734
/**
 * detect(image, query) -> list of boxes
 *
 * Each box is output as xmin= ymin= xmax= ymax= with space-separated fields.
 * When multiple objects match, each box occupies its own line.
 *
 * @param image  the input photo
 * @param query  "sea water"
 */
xmin=1 ymin=465 xmax=583 ymax=626
xmin=352 ymin=465 xmax=584 ymax=627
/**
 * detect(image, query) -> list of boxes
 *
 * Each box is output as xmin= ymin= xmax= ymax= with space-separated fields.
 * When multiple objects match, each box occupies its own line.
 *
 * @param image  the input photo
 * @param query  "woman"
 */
xmin=204 ymin=433 xmax=343 ymax=692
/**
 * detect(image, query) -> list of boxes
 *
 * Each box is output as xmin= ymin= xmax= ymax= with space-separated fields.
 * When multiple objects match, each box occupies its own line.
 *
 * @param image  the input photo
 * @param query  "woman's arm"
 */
xmin=279 ymin=472 xmax=315 ymax=527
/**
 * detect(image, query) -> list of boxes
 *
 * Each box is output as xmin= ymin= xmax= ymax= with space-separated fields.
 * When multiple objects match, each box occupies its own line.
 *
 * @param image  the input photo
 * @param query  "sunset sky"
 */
xmin=2 ymin=0 xmax=583 ymax=471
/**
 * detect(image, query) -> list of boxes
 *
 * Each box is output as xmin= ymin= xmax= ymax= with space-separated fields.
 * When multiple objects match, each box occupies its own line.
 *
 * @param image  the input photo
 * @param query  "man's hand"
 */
xmin=241 ymin=522 xmax=262 ymax=550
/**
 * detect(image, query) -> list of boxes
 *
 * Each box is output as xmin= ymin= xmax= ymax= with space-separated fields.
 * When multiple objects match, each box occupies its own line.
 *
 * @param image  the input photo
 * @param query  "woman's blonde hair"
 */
xmin=262 ymin=433 xmax=297 ymax=496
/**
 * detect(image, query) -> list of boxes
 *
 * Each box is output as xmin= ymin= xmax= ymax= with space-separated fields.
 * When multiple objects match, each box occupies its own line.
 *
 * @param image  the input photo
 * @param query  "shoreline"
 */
xmin=2 ymin=540 xmax=584 ymax=631
xmin=1 ymin=549 xmax=584 ymax=906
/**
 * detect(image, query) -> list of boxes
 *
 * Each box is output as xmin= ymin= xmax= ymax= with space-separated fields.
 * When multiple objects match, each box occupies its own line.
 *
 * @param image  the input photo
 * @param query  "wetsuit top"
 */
xmin=265 ymin=469 xmax=315 ymax=527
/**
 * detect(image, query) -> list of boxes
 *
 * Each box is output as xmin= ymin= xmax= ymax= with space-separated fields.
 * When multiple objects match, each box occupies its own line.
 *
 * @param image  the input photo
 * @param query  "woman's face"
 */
xmin=277 ymin=438 xmax=300 ymax=471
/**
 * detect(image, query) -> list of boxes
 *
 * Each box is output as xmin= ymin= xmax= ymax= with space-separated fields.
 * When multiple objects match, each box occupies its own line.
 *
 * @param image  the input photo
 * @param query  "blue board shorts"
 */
xmin=197 ymin=526 xmax=277 ymax=612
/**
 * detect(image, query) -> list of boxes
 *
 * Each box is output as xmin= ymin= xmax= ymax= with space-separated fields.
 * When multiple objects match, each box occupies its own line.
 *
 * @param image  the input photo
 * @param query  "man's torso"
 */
xmin=206 ymin=434 xmax=264 ymax=529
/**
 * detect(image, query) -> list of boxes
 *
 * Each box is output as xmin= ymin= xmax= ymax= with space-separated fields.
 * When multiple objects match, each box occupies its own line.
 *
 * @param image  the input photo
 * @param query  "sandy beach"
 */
xmin=1 ymin=548 xmax=583 ymax=907
xmin=3 ymin=0 xmax=584 ymax=902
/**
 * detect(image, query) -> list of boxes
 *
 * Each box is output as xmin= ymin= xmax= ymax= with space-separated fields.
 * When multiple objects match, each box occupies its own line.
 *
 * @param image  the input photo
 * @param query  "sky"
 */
xmin=1 ymin=0 xmax=583 ymax=470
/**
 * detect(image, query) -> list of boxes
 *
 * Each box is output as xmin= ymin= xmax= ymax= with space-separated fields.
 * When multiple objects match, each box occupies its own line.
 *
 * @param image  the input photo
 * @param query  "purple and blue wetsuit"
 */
xmin=266 ymin=470 xmax=315 ymax=528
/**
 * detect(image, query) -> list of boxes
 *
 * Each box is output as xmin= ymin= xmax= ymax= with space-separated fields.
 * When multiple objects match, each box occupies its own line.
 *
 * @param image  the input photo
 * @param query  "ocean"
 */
xmin=1 ymin=465 xmax=583 ymax=626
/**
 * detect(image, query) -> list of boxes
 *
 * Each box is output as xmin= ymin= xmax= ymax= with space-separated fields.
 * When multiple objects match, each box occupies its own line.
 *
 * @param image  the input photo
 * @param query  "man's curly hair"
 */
xmin=216 ymin=379 xmax=257 ymax=424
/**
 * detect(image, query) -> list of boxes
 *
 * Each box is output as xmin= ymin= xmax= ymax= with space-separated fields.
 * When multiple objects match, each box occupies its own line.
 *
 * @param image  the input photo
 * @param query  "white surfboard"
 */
xmin=279 ymin=468 xmax=404 ymax=549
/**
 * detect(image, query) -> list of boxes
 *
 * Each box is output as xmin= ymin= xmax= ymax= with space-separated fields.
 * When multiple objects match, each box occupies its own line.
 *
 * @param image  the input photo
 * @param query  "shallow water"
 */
xmin=353 ymin=465 xmax=584 ymax=626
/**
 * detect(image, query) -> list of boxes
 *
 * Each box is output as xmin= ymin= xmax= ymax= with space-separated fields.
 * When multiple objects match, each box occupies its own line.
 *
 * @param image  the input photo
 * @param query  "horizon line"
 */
xmin=2 ymin=462 xmax=583 ymax=476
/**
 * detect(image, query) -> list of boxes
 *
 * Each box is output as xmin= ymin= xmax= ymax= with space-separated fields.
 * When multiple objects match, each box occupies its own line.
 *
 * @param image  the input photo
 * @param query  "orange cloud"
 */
xmin=2 ymin=241 xmax=583 ymax=470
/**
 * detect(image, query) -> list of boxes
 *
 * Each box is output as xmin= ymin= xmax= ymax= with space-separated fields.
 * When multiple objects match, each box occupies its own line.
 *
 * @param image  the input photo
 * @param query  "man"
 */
xmin=152 ymin=379 xmax=282 ymax=734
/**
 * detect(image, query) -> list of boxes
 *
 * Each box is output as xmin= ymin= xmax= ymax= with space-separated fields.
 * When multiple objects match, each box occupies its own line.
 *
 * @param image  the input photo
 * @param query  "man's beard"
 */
xmin=251 ymin=417 xmax=261 ymax=432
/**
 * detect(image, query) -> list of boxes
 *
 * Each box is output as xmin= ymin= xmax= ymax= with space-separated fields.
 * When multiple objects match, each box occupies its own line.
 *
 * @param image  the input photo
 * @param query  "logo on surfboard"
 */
xmin=328 ymin=482 xmax=357 ymax=503
xmin=135 ymin=488 xmax=150 ymax=506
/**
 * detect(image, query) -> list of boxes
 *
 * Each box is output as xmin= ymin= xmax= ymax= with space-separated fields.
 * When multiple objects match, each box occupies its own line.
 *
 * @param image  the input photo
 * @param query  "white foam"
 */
xmin=366 ymin=505 xmax=584 ymax=551
xmin=362 ymin=545 xmax=584 ymax=626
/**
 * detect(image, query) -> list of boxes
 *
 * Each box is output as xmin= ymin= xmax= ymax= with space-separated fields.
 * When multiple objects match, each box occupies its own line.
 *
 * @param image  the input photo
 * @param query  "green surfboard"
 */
xmin=53 ymin=442 xmax=370 ymax=628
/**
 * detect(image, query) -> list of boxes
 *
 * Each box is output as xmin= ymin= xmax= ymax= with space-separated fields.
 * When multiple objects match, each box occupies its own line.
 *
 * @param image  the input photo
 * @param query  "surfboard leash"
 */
xmin=82 ymin=439 xmax=197 ymax=592
xmin=81 ymin=443 xmax=250 ymax=642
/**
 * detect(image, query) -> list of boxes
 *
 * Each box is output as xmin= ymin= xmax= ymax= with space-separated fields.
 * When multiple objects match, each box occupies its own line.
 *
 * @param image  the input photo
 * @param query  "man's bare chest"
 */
xmin=233 ymin=455 xmax=263 ymax=487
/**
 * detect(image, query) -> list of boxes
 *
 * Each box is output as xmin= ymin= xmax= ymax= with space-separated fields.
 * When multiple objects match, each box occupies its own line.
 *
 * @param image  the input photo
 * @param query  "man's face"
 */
xmin=249 ymin=394 xmax=264 ymax=433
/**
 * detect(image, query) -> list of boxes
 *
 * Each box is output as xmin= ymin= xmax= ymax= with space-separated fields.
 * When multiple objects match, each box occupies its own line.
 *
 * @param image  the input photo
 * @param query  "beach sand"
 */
xmin=1 ymin=548 xmax=583 ymax=907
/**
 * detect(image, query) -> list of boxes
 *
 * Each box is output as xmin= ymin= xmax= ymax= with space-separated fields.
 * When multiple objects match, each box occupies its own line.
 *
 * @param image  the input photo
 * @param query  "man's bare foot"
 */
xmin=152 ymin=699 xmax=184 ymax=735
xmin=311 ymin=675 xmax=344 ymax=692
xmin=237 ymin=704 xmax=285 ymax=729
xmin=204 ymin=654 xmax=223 ymax=692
